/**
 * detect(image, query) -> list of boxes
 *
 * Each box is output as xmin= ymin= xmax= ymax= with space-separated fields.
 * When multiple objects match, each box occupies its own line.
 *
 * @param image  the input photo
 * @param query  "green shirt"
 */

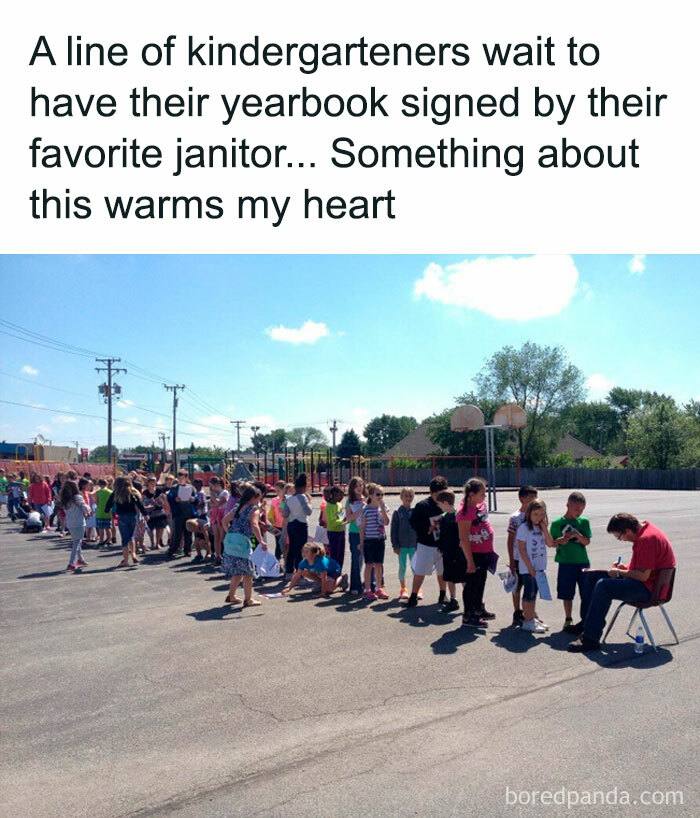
xmin=550 ymin=515 xmax=591 ymax=564
xmin=0 ymin=476 xmax=7 ymax=494
xmin=325 ymin=502 xmax=345 ymax=532
xmin=95 ymin=488 xmax=113 ymax=520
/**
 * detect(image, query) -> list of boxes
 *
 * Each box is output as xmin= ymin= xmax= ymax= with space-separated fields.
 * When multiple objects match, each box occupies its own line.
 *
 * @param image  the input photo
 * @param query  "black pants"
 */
xmin=274 ymin=533 xmax=283 ymax=560
xmin=169 ymin=515 xmax=192 ymax=556
xmin=462 ymin=552 xmax=490 ymax=615
xmin=285 ymin=520 xmax=307 ymax=574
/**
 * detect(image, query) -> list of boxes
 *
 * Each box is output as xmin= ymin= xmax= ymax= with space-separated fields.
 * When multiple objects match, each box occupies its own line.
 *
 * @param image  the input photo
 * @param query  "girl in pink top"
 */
xmin=456 ymin=478 xmax=495 ymax=627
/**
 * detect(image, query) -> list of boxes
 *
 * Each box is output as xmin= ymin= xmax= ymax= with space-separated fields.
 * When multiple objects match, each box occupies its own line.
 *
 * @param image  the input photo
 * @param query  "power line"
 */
xmin=0 ymin=398 xmax=169 ymax=432
xmin=0 ymin=370 xmax=96 ymax=400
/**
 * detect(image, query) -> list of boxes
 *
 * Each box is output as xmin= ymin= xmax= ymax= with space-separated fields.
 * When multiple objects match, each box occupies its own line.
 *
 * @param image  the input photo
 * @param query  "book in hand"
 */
xmin=535 ymin=570 xmax=552 ymax=601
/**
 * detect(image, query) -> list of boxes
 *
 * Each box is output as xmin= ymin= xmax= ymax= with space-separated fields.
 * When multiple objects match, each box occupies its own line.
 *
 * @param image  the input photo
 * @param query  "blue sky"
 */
xmin=0 ymin=253 xmax=698 ymax=452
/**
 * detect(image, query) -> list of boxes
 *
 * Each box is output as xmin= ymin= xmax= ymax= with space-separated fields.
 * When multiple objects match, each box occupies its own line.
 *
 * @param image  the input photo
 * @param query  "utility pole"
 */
xmin=250 ymin=425 xmax=260 ymax=453
xmin=329 ymin=419 xmax=339 ymax=485
xmin=96 ymin=357 xmax=126 ymax=465
xmin=230 ymin=420 xmax=245 ymax=460
xmin=158 ymin=432 xmax=170 ymax=470
xmin=164 ymin=384 xmax=185 ymax=472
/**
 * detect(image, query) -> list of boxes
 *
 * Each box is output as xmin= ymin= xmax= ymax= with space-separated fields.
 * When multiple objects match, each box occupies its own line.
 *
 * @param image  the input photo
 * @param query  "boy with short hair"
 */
xmin=390 ymin=488 xmax=418 ymax=600
xmin=507 ymin=485 xmax=538 ymax=626
xmin=406 ymin=476 xmax=449 ymax=607
xmin=550 ymin=491 xmax=592 ymax=631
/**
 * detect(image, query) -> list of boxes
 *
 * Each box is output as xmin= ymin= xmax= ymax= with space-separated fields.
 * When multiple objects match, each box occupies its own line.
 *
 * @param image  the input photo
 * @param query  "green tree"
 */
xmin=89 ymin=445 xmax=119 ymax=462
xmin=547 ymin=451 xmax=575 ymax=467
xmin=363 ymin=414 xmax=417 ymax=455
xmin=473 ymin=342 xmax=585 ymax=465
xmin=336 ymin=429 xmax=362 ymax=459
xmin=626 ymin=399 xmax=699 ymax=468
xmin=560 ymin=401 xmax=622 ymax=454
xmin=287 ymin=426 xmax=329 ymax=450
xmin=256 ymin=428 xmax=288 ymax=452
xmin=607 ymin=387 xmax=669 ymax=453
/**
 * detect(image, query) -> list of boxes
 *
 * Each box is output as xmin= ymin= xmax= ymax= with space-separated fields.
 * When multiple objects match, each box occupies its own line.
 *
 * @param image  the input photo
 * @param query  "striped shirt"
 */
xmin=361 ymin=505 xmax=385 ymax=539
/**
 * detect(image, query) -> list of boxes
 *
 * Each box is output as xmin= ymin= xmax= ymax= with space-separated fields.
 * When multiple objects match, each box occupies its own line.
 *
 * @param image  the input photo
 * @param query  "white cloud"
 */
xmin=628 ymin=254 xmax=646 ymax=275
xmin=36 ymin=424 xmax=52 ymax=435
xmin=114 ymin=425 xmax=131 ymax=433
xmin=53 ymin=415 xmax=77 ymax=424
xmin=414 ymin=255 xmax=579 ymax=321
xmin=21 ymin=365 xmax=38 ymax=376
xmin=586 ymin=373 xmax=615 ymax=399
xmin=265 ymin=320 xmax=330 ymax=345
xmin=338 ymin=407 xmax=371 ymax=438
xmin=199 ymin=414 xmax=231 ymax=427
xmin=116 ymin=399 xmax=135 ymax=408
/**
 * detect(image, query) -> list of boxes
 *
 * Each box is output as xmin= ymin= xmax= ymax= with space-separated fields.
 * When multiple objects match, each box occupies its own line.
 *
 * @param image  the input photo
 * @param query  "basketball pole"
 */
xmin=483 ymin=424 xmax=499 ymax=512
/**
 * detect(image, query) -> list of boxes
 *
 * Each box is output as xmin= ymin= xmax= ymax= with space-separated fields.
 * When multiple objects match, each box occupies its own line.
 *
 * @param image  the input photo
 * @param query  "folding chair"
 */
xmin=602 ymin=567 xmax=678 ymax=652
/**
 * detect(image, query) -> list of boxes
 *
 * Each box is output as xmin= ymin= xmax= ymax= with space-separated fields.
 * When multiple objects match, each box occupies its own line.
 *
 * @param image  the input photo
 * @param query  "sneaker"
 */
xmin=512 ymin=609 xmax=525 ymax=627
xmin=477 ymin=607 xmax=496 ymax=620
xmin=340 ymin=574 xmax=349 ymax=591
xmin=521 ymin=619 xmax=547 ymax=634
xmin=405 ymin=593 xmax=418 ymax=608
xmin=363 ymin=590 xmax=378 ymax=601
xmin=375 ymin=588 xmax=389 ymax=600
xmin=443 ymin=598 xmax=460 ymax=612
xmin=190 ymin=554 xmax=204 ymax=564
xmin=535 ymin=618 xmax=549 ymax=631
xmin=399 ymin=587 xmax=409 ymax=600
xmin=565 ymin=621 xmax=584 ymax=635
xmin=462 ymin=614 xmax=487 ymax=629
xmin=438 ymin=590 xmax=447 ymax=604
xmin=77 ymin=559 xmax=88 ymax=567
xmin=350 ymin=589 xmax=361 ymax=595
xmin=66 ymin=564 xmax=76 ymax=572
xmin=563 ymin=618 xmax=574 ymax=631
xmin=567 ymin=636 xmax=601 ymax=653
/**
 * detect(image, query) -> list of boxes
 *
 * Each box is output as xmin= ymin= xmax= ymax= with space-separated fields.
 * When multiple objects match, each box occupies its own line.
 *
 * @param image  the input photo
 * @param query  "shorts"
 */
xmin=412 ymin=542 xmax=444 ymax=576
xmin=557 ymin=562 xmax=589 ymax=600
xmin=148 ymin=515 xmax=168 ymax=530
xmin=362 ymin=537 xmax=386 ymax=565
xmin=521 ymin=573 xmax=538 ymax=602
xmin=96 ymin=518 xmax=112 ymax=530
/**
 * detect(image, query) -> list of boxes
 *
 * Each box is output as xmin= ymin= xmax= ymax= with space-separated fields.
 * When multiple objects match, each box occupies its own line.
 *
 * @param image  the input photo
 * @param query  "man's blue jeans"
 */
xmin=580 ymin=570 xmax=650 ymax=642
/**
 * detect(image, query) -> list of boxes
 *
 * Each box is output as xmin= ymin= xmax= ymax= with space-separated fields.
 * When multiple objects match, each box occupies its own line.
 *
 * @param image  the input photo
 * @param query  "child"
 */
xmin=94 ymin=478 xmax=113 ymax=547
xmin=60 ymin=479 xmax=90 ymax=572
xmin=267 ymin=480 xmax=287 ymax=566
xmin=516 ymin=499 xmax=555 ymax=633
xmin=7 ymin=473 xmax=23 ymax=522
xmin=282 ymin=543 xmax=348 ymax=597
xmin=435 ymin=490 xmax=465 ymax=612
xmin=550 ymin=491 xmax=592 ymax=632
xmin=189 ymin=478 xmax=210 ymax=563
xmin=80 ymin=478 xmax=97 ymax=543
xmin=390 ymin=488 xmax=418 ymax=600
xmin=324 ymin=485 xmax=347 ymax=571
xmin=104 ymin=476 xmax=147 ymax=568
xmin=142 ymin=477 xmax=169 ymax=550
xmin=282 ymin=473 xmax=313 ymax=578
xmin=132 ymin=479 xmax=148 ymax=553
xmin=456 ymin=477 xmax=495 ymax=628
xmin=208 ymin=476 xmax=229 ymax=566
xmin=0 ymin=468 xmax=7 ymax=517
xmin=220 ymin=485 xmax=264 ymax=607
xmin=506 ymin=485 xmax=539 ymax=626
xmin=345 ymin=476 xmax=367 ymax=594
xmin=359 ymin=483 xmax=390 ymax=601
xmin=28 ymin=472 xmax=52 ymax=529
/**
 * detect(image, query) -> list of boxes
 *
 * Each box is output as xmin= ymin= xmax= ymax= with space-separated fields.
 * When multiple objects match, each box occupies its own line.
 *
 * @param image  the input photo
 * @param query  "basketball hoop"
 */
xmin=450 ymin=404 xmax=485 ymax=432
xmin=493 ymin=403 xmax=527 ymax=429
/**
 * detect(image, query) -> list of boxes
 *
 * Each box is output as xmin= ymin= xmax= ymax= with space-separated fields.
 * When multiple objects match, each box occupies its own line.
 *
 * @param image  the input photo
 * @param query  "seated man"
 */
xmin=568 ymin=513 xmax=676 ymax=653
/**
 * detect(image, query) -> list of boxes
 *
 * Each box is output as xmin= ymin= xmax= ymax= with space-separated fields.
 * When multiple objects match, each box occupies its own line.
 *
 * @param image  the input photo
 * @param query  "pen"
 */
xmin=616 ymin=555 xmax=622 ymax=565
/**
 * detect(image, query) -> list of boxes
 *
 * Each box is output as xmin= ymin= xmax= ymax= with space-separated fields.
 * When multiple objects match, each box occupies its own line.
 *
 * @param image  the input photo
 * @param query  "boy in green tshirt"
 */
xmin=94 ymin=478 xmax=114 ymax=547
xmin=550 ymin=491 xmax=592 ymax=632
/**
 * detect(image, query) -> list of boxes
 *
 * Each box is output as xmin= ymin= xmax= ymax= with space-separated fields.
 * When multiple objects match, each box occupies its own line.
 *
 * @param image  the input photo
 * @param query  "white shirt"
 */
xmin=516 ymin=522 xmax=547 ymax=574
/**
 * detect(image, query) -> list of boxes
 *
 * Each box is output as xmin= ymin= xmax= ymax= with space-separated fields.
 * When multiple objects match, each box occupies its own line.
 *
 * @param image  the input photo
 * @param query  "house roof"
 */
xmin=383 ymin=422 xmax=443 ymax=458
xmin=553 ymin=433 xmax=602 ymax=461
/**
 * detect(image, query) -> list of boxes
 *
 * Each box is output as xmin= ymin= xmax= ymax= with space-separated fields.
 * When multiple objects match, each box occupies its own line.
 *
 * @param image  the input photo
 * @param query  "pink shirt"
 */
xmin=456 ymin=501 xmax=494 ymax=553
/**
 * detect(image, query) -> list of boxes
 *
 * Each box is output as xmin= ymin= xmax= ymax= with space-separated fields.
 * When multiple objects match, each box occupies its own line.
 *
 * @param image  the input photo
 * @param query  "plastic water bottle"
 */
xmin=635 ymin=626 xmax=645 ymax=653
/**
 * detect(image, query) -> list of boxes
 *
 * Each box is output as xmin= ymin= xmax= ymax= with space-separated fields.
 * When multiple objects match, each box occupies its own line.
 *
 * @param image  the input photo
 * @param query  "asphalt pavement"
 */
xmin=1 ymin=488 xmax=698 ymax=817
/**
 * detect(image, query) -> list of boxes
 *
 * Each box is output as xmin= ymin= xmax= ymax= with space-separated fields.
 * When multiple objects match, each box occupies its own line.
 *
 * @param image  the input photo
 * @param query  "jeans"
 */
xmin=8 ymin=495 xmax=20 ymax=519
xmin=462 ymin=552 xmax=490 ymax=615
xmin=169 ymin=514 xmax=193 ymax=556
xmin=117 ymin=512 xmax=138 ymax=548
xmin=327 ymin=530 xmax=345 ymax=570
xmin=349 ymin=532 xmax=363 ymax=592
xmin=580 ymin=570 xmax=650 ymax=642
xmin=69 ymin=524 xmax=86 ymax=565
xmin=285 ymin=520 xmax=308 ymax=574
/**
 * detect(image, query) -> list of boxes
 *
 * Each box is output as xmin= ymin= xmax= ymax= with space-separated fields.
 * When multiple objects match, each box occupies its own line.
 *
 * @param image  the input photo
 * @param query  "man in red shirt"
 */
xmin=568 ymin=513 xmax=676 ymax=653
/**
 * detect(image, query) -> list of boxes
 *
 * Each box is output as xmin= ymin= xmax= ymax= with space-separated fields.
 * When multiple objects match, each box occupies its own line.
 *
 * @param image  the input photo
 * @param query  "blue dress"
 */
xmin=221 ymin=504 xmax=256 ymax=577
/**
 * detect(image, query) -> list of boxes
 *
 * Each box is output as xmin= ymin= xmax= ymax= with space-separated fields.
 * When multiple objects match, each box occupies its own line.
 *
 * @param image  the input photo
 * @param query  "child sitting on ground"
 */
xmin=281 ymin=543 xmax=347 ymax=597
xmin=390 ymin=487 xmax=418 ymax=600
xmin=549 ymin=491 xmax=592 ymax=632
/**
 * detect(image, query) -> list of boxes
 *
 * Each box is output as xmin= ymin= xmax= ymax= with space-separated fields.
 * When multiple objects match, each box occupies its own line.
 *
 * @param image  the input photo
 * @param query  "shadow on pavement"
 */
xmin=431 ymin=624 xmax=482 ymax=654
xmin=580 ymin=643 xmax=674 ymax=669
xmin=187 ymin=605 xmax=265 ymax=621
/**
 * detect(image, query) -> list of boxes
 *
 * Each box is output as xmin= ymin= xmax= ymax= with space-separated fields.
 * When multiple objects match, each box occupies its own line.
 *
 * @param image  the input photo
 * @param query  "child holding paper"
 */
xmin=549 ymin=491 xmax=592 ymax=632
xmin=516 ymin=499 xmax=555 ymax=633
xmin=457 ymin=478 xmax=496 ymax=628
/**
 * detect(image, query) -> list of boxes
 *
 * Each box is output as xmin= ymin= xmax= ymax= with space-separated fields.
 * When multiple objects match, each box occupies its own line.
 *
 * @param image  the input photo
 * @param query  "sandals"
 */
xmin=225 ymin=595 xmax=242 ymax=605
xmin=243 ymin=599 xmax=262 ymax=608
xmin=116 ymin=560 xmax=129 ymax=568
